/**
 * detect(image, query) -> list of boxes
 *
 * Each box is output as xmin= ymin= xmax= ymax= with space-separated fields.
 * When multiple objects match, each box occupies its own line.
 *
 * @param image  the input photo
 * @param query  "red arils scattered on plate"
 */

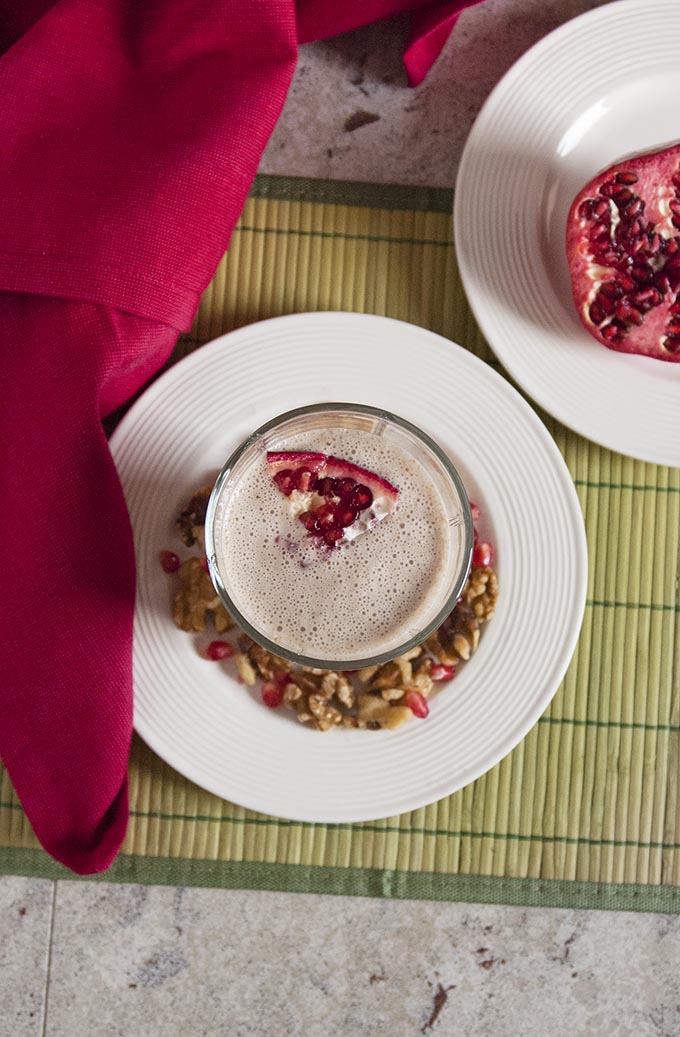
xmin=206 ymin=640 xmax=234 ymax=661
xmin=261 ymin=680 xmax=284 ymax=708
xmin=469 ymin=500 xmax=481 ymax=523
xmin=473 ymin=540 xmax=494 ymax=567
xmin=405 ymin=690 xmax=429 ymax=718
xmin=430 ymin=664 xmax=456 ymax=682
xmin=159 ymin=550 xmax=180 ymax=573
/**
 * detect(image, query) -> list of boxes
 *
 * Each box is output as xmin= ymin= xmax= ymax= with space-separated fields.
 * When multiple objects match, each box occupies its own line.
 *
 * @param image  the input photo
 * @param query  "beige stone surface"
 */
xmin=39 ymin=881 xmax=680 ymax=1037
xmin=0 ymin=877 xmax=53 ymax=1037
xmin=261 ymin=0 xmax=614 ymax=187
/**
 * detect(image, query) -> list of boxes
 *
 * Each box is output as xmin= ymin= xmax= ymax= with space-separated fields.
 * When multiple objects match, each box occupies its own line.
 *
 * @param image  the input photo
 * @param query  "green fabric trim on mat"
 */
xmin=2 ymin=849 xmax=680 ymax=914
xmin=250 ymin=173 xmax=454 ymax=213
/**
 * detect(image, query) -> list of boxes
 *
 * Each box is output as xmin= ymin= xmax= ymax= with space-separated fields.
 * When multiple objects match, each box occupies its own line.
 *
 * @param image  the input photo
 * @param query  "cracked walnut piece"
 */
xmin=175 ymin=487 xmax=212 ymax=549
xmin=172 ymin=558 xmax=234 ymax=634
xmin=462 ymin=566 xmax=499 ymax=623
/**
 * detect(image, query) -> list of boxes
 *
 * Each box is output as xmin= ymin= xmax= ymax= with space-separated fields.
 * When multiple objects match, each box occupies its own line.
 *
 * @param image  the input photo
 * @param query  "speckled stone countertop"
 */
xmin=3 ymin=3 xmax=678 ymax=1035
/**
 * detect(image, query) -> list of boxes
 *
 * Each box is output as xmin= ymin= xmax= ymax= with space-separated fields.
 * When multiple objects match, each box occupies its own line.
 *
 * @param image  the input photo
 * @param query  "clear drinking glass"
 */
xmin=204 ymin=403 xmax=473 ymax=671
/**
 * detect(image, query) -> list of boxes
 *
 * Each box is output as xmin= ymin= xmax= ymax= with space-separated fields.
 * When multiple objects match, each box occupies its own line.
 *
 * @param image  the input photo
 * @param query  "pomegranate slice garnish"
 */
xmin=206 ymin=640 xmax=234 ymax=661
xmin=473 ymin=541 xmax=494 ymax=567
xmin=159 ymin=550 xmax=180 ymax=573
xmin=567 ymin=144 xmax=680 ymax=361
xmin=430 ymin=664 xmax=456 ymax=681
xmin=266 ymin=450 xmax=398 ymax=550
xmin=405 ymin=690 xmax=429 ymax=718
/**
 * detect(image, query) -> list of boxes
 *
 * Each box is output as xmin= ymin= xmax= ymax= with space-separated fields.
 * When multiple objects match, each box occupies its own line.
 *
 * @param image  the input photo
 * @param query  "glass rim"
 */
xmin=204 ymin=402 xmax=474 ymax=670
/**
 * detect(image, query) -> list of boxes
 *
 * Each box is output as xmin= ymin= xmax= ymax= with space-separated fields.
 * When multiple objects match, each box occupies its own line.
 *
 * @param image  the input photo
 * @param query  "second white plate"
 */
xmin=455 ymin=0 xmax=680 ymax=467
xmin=111 ymin=312 xmax=587 ymax=822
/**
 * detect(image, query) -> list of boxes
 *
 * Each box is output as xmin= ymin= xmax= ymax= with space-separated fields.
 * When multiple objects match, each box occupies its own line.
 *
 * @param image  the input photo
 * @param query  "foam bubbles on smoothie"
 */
xmin=215 ymin=427 xmax=461 ymax=661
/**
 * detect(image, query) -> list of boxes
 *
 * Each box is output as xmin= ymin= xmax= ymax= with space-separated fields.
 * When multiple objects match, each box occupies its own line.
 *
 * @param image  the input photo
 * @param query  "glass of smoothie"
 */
xmin=204 ymin=403 xmax=473 ymax=670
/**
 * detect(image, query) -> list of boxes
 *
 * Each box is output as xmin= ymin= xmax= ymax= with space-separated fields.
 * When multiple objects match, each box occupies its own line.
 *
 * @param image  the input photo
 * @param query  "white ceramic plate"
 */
xmin=110 ymin=313 xmax=587 ymax=822
xmin=455 ymin=0 xmax=680 ymax=467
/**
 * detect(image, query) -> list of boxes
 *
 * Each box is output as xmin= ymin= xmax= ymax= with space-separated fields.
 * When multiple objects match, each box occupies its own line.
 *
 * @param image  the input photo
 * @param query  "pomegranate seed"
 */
xmin=469 ymin=500 xmax=481 ymax=522
xmin=316 ymin=504 xmax=336 ymax=529
xmin=159 ymin=550 xmax=180 ymax=573
xmin=273 ymin=470 xmax=294 ymax=496
xmin=599 ymin=281 xmax=623 ymax=299
xmin=578 ymin=200 xmax=593 ymax=219
xmin=613 ymin=187 xmax=633 ymax=207
xmin=337 ymin=505 xmax=358 ymax=528
xmin=473 ymin=540 xmax=494 ymax=567
xmin=601 ymin=179 xmax=620 ymax=198
xmin=316 ymin=476 xmax=335 ymax=496
xmin=337 ymin=478 xmax=357 ymax=498
xmin=589 ymin=220 xmax=610 ymax=242
xmin=592 ymin=198 xmax=609 ymax=218
xmin=615 ymin=301 xmax=643 ymax=326
xmin=669 ymin=299 xmax=680 ymax=315
xmin=430 ymin=664 xmax=456 ymax=681
xmin=664 ymin=334 xmax=680 ymax=353
xmin=351 ymin=485 xmax=373 ymax=510
xmin=299 ymin=510 xmax=321 ymax=533
xmin=324 ymin=528 xmax=343 ymax=547
xmin=589 ymin=301 xmax=605 ymax=325
xmin=615 ymin=170 xmax=638 ymax=184
xmin=262 ymin=681 xmax=283 ymax=708
xmin=206 ymin=640 xmax=234 ymax=661
xmin=293 ymin=467 xmax=314 ymax=492
xmin=624 ymin=198 xmax=644 ymax=218
xmin=200 ymin=557 xmax=210 ymax=572
xmin=631 ymin=287 xmax=661 ymax=310
xmin=601 ymin=321 xmax=625 ymax=342
xmin=405 ymin=690 xmax=429 ymax=718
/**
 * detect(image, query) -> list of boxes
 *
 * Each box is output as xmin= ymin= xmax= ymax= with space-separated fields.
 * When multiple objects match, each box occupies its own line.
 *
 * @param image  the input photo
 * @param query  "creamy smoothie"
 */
xmin=210 ymin=418 xmax=469 ymax=664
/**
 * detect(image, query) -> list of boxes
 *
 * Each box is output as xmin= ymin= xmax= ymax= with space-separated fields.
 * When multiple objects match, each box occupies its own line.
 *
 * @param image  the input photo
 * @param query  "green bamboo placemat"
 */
xmin=2 ymin=174 xmax=679 ymax=912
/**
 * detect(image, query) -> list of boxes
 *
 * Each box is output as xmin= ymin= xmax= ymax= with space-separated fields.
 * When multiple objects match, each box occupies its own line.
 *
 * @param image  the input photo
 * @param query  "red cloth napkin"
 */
xmin=0 ymin=0 xmax=485 ymax=874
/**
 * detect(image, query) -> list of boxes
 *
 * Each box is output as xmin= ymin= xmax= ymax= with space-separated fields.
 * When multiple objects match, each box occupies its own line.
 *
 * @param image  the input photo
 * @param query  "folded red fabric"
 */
xmin=0 ymin=0 xmax=485 ymax=873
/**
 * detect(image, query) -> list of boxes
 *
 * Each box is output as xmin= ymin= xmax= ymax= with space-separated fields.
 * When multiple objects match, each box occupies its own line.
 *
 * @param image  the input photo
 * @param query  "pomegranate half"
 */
xmin=566 ymin=143 xmax=680 ymax=362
